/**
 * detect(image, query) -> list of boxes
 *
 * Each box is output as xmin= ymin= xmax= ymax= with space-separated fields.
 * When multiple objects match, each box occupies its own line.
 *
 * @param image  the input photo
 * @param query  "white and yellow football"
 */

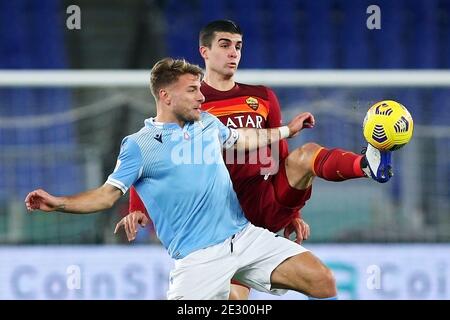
xmin=363 ymin=100 xmax=414 ymax=151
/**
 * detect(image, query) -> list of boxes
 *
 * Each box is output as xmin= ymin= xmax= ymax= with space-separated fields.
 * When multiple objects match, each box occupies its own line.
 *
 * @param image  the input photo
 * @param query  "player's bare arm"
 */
xmin=234 ymin=112 xmax=315 ymax=151
xmin=25 ymin=183 xmax=122 ymax=214
xmin=114 ymin=210 xmax=149 ymax=241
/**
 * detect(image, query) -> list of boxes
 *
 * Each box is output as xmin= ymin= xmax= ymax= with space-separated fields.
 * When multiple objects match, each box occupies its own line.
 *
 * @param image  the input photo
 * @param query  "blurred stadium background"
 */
xmin=0 ymin=0 xmax=449 ymax=299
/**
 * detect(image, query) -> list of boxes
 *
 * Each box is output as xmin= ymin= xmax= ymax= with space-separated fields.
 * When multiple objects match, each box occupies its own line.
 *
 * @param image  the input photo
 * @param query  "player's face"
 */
xmin=204 ymin=32 xmax=242 ymax=77
xmin=168 ymin=73 xmax=205 ymax=123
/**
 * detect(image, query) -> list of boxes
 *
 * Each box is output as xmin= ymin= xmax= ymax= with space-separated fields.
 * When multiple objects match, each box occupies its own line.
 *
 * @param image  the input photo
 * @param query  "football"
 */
xmin=363 ymin=100 xmax=414 ymax=151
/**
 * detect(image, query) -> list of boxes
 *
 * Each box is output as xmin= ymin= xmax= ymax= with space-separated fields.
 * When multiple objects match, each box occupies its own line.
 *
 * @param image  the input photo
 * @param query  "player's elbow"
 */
xmin=102 ymin=198 xmax=116 ymax=210
xmin=104 ymin=193 xmax=121 ymax=209
xmin=98 ymin=185 xmax=122 ymax=210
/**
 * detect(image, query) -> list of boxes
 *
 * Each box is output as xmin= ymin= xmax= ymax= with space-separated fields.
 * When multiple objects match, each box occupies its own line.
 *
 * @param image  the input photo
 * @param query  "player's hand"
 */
xmin=284 ymin=217 xmax=310 ymax=244
xmin=114 ymin=211 xmax=149 ymax=242
xmin=287 ymin=112 xmax=315 ymax=138
xmin=25 ymin=189 xmax=61 ymax=212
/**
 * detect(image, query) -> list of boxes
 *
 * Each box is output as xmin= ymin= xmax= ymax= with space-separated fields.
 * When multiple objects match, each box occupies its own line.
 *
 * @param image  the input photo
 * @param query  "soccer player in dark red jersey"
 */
xmin=118 ymin=19 xmax=392 ymax=300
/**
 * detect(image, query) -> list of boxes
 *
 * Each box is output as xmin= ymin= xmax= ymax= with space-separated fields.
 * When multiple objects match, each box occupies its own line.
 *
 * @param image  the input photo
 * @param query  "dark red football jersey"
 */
xmin=200 ymin=82 xmax=289 ymax=193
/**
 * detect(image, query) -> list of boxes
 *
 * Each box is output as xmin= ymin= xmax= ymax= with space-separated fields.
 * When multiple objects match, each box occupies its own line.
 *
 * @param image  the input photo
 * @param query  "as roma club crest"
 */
xmin=245 ymin=97 xmax=259 ymax=111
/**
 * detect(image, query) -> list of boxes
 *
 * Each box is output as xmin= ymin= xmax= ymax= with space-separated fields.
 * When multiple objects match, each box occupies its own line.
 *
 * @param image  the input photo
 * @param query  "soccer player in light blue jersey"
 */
xmin=25 ymin=58 xmax=336 ymax=300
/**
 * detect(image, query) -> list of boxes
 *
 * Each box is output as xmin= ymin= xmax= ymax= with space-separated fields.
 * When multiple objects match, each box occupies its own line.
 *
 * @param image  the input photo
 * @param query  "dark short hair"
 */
xmin=199 ymin=19 xmax=243 ymax=48
xmin=150 ymin=58 xmax=204 ymax=99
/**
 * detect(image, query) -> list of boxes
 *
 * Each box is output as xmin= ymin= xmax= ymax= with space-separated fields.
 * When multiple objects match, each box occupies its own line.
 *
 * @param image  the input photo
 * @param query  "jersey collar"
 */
xmin=145 ymin=117 xmax=191 ymax=130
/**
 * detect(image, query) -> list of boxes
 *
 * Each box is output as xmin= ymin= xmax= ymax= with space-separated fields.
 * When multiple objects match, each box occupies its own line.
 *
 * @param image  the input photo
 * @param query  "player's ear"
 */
xmin=199 ymin=46 xmax=208 ymax=60
xmin=159 ymin=89 xmax=171 ymax=104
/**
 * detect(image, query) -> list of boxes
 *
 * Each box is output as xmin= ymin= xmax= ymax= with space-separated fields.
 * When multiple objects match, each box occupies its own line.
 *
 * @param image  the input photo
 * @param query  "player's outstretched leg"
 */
xmin=282 ymin=141 xmax=393 ymax=194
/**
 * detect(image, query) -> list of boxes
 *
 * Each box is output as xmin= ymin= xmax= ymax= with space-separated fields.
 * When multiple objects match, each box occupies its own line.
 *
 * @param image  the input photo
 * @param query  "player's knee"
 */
xmin=300 ymin=142 xmax=322 ymax=158
xmin=291 ymin=142 xmax=323 ymax=173
xmin=309 ymin=267 xmax=337 ymax=298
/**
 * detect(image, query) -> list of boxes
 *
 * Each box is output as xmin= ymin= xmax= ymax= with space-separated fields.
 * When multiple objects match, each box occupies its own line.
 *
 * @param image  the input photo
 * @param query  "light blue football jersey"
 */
xmin=107 ymin=112 xmax=248 ymax=259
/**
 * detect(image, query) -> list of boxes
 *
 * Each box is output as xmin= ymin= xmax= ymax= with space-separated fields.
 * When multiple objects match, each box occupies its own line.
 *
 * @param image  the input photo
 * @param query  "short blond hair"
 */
xmin=150 ymin=58 xmax=204 ymax=99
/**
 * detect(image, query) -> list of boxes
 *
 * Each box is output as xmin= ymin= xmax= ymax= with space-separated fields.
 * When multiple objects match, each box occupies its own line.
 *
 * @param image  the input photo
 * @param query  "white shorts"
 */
xmin=166 ymin=223 xmax=309 ymax=300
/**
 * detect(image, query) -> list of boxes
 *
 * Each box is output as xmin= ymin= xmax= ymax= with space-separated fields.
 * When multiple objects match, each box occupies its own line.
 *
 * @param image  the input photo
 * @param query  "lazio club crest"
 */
xmin=246 ymin=97 xmax=259 ymax=111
